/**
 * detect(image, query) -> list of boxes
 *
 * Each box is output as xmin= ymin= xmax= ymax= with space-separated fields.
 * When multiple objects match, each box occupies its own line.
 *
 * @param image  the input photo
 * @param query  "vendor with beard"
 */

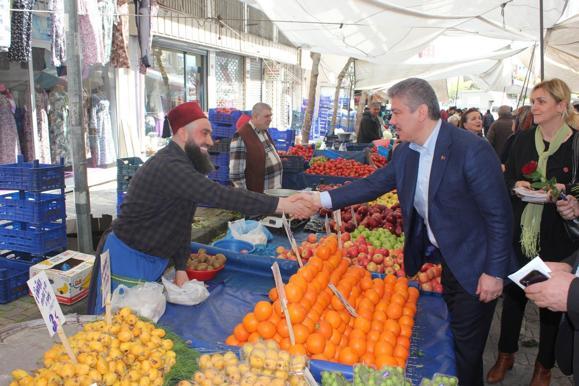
xmin=87 ymin=101 xmax=312 ymax=314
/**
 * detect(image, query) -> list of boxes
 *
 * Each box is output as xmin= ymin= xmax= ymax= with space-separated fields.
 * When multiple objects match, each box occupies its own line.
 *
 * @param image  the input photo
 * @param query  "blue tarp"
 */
xmin=313 ymin=149 xmax=369 ymax=164
xmin=158 ymin=246 xmax=456 ymax=384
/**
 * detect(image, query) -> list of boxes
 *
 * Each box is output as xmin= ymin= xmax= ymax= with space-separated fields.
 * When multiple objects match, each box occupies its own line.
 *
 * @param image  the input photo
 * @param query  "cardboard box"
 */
xmin=30 ymin=250 xmax=95 ymax=305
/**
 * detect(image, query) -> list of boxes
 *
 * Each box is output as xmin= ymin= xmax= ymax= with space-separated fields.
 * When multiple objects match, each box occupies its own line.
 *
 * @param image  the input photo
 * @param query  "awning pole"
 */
xmin=539 ymin=0 xmax=545 ymax=80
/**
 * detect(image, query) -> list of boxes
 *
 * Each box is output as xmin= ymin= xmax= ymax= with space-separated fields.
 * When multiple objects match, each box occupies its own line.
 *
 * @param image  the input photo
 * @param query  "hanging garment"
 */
xmin=48 ymin=0 xmax=66 ymax=67
xmin=0 ymin=93 xmax=20 ymax=164
xmin=48 ymin=88 xmax=70 ymax=165
xmin=134 ymin=0 xmax=157 ymax=68
xmin=78 ymin=0 xmax=104 ymax=69
xmin=35 ymin=89 xmax=51 ymax=163
xmin=90 ymin=94 xmax=116 ymax=166
xmin=110 ymin=0 xmax=130 ymax=68
xmin=8 ymin=0 xmax=34 ymax=62
xmin=99 ymin=0 xmax=115 ymax=63
xmin=15 ymin=106 xmax=34 ymax=161
xmin=0 ymin=0 xmax=11 ymax=52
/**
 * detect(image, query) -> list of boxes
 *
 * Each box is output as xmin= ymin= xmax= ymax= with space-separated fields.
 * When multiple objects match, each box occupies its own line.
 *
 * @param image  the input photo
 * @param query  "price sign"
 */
xmin=329 ymin=283 xmax=358 ymax=317
xmin=351 ymin=206 xmax=358 ymax=227
xmin=100 ymin=250 xmax=111 ymax=308
xmin=282 ymin=213 xmax=303 ymax=267
xmin=271 ymin=262 xmax=295 ymax=345
xmin=333 ymin=210 xmax=343 ymax=249
xmin=324 ymin=215 xmax=331 ymax=235
xmin=27 ymin=271 xmax=66 ymax=336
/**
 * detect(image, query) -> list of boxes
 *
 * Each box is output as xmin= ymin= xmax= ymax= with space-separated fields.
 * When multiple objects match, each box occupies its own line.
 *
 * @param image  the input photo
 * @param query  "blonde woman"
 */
xmin=488 ymin=78 xmax=579 ymax=386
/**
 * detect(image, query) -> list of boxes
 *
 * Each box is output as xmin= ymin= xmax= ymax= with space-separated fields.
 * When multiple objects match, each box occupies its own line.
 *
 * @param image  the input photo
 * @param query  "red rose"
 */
xmin=522 ymin=161 xmax=538 ymax=175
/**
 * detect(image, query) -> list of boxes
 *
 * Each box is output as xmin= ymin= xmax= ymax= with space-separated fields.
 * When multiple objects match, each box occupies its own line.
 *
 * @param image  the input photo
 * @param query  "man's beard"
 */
xmin=185 ymin=141 xmax=215 ymax=175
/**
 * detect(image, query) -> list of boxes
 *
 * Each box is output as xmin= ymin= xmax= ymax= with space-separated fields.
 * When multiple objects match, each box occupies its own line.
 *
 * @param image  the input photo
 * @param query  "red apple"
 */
xmin=422 ymin=282 xmax=433 ymax=291
xmin=377 ymin=265 xmax=385 ymax=274
xmin=343 ymin=241 xmax=354 ymax=249
xmin=396 ymin=269 xmax=405 ymax=278
xmin=307 ymin=234 xmax=317 ymax=243
xmin=393 ymin=263 xmax=401 ymax=272
xmin=418 ymin=272 xmax=429 ymax=284
xmin=367 ymin=246 xmax=376 ymax=256
xmin=426 ymin=269 xmax=435 ymax=280
xmin=341 ymin=232 xmax=351 ymax=242
xmin=347 ymin=246 xmax=359 ymax=258
xmin=384 ymin=256 xmax=394 ymax=267
xmin=376 ymin=248 xmax=389 ymax=257
xmin=367 ymin=262 xmax=378 ymax=272
xmin=385 ymin=267 xmax=395 ymax=275
xmin=433 ymin=283 xmax=443 ymax=293
xmin=372 ymin=254 xmax=384 ymax=264
xmin=358 ymin=244 xmax=368 ymax=254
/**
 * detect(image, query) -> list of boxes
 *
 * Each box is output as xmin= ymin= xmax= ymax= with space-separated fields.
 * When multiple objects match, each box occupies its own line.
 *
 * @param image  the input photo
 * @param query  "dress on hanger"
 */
xmin=99 ymin=0 xmax=116 ymax=63
xmin=48 ymin=0 xmax=66 ymax=67
xmin=8 ymin=0 xmax=34 ymax=62
xmin=110 ymin=0 xmax=130 ymax=68
xmin=78 ymin=0 xmax=104 ymax=70
xmin=0 ymin=93 xmax=20 ymax=164
xmin=48 ymin=87 xmax=70 ymax=165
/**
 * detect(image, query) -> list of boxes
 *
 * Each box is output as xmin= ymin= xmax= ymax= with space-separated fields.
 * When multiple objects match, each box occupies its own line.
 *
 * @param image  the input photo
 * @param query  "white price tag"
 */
xmin=324 ymin=214 xmax=331 ymax=235
xmin=100 ymin=250 xmax=111 ymax=308
xmin=282 ymin=213 xmax=303 ymax=267
xmin=351 ymin=206 xmax=357 ymax=227
xmin=27 ymin=271 xmax=66 ymax=337
xmin=329 ymin=283 xmax=358 ymax=317
xmin=271 ymin=263 xmax=295 ymax=345
xmin=333 ymin=210 xmax=343 ymax=249
xmin=304 ymin=368 xmax=318 ymax=386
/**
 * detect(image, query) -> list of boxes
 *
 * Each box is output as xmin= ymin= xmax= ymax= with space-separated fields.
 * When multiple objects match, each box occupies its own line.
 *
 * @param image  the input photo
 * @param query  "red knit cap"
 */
xmin=166 ymin=101 xmax=207 ymax=134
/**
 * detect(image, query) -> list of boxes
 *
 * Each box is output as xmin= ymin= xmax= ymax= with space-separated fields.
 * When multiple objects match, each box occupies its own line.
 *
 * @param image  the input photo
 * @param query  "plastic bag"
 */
xmin=162 ymin=268 xmax=210 ymax=306
xmin=227 ymin=219 xmax=272 ymax=246
xmin=111 ymin=282 xmax=166 ymax=323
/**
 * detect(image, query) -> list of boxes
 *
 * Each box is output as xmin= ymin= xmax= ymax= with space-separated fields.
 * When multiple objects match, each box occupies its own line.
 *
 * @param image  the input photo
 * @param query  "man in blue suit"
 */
xmin=300 ymin=78 xmax=516 ymax=385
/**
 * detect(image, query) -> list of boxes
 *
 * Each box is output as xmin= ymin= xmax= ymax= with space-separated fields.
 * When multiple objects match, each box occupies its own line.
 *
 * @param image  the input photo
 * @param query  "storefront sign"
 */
xmin=0 ymin=0 xmax=10 ymax=49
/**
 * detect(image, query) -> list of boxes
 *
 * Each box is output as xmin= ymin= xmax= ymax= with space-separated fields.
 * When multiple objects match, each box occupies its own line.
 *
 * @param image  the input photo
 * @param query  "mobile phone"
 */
xmin=519 ymin=270 xmax=549 ymax=287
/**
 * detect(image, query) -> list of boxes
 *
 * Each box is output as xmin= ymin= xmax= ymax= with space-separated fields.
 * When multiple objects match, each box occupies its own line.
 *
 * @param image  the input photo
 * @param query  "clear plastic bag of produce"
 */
xmin=111 ymin=281 xmax=166 ymax=323
xmin=430 ymin=373 xmax=459 ymax=386
xmin=162 ymin=268 xmax=210 ymax=306
xmin=227 ymin=219 xmax=272 ymax=246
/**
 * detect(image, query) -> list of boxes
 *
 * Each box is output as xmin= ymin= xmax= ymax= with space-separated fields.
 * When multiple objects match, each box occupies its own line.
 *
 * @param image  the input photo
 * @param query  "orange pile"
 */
xmin=225 ymin=235 xmax=419 ymax=369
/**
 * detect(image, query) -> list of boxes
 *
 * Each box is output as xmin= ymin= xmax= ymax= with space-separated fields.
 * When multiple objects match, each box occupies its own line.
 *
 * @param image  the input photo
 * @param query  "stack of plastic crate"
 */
xmin=0 ymin=156 xmax=66 ymax=303
xmin=116 ymin=157 xmax=143 ymax=215
xmin=269 ymin=128 xmax=296 ymax=151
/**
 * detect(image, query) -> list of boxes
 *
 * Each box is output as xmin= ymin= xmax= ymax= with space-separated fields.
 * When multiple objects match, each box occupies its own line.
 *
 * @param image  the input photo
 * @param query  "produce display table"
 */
xmin=158 ymin=246 xmax=456 ymax=384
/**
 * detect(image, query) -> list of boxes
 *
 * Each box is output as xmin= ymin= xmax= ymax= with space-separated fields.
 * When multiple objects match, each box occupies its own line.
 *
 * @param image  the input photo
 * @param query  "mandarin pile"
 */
xmin=226 ymin=235 xmax=419 ymax=369
xmin=10 ymin=308 xmax=175 ymax=386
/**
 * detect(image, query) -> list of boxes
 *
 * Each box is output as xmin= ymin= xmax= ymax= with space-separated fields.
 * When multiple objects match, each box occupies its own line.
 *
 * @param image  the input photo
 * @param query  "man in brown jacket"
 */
xmin=229 ymin=103 xmax=283 ymax=193
xmin=487 ymin=105 xmax=513 ymax=156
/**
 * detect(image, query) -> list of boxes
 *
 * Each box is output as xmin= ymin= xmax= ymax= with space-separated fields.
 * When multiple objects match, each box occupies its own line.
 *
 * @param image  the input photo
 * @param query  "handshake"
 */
xmin=275 ymin=192 xmax=323 ymax=219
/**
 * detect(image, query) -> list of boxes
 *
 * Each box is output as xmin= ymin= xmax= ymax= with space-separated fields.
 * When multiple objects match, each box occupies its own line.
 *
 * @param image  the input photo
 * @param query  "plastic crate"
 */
xmin=346 ymin=143 xmax=373 ymax=151
xmin=0 ymin=192 xmax=66 ymax=224
xmin=0 ymin=258 xmax=34 ymax=304
xmin=117 ymin=157 xmax=143 ymax=193
xmin=208 ymin=137 xmax=232 ymax=153
xmin=280 ymin=155 xmax=306 ymax=173
xmin=210 ymin=153 xmax=230 ymax=168
xmin=116 ymin=191 xmax=126 ymax=215
xmin=0 ymin=156 xmax=64 ymax=191
xmin=0 ymin=222 xmax=67 ymax=255
xmin=208 ymin=109 xmax=247 ymax=126
xmin=212 ymin=124 xmax=237 ymax=139
xmin=208 ymin=165 xmax=230 ymax=182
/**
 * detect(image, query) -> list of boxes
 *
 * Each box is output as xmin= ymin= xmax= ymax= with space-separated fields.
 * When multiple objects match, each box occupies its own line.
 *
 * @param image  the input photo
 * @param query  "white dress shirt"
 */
xmin=320 ymin=119 xmax=442 ymax=248
xmin=409 ymin=119 xmax=442 ymax=247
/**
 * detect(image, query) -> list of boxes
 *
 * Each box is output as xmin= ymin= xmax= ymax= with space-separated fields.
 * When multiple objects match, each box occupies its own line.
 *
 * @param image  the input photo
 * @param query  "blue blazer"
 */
xmin=329 ymin=122 xmax=517 ymax=294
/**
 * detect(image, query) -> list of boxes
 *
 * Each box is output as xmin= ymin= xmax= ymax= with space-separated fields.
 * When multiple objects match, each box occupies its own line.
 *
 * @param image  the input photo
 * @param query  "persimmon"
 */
xmin=276 ymin=318 xmax=289 ymax=338
xmin=374 ymin=341 xmax=394 ymax=357
xmin=323 ymin=341 xmax=337 ymax=360
xmin=242 ymin=313 xmax=258 ymax=333
xmin=285 ymin=283 xmax=304 ymax=303
xmin=386 ymin=303 xmax=403 ymax=320
xmin=316 ymin=320 xmax=333 ymax=339
xmin=349 ymin=338 xmax=367 ymax=356
xmin=269 ymin=287 xmax=278 ymax=302
xmin=289 ymin=344 xmax=307 ymax=355
xmin=384 ymin=319 xmax=401 ymax=336
xmin=293 ymin=324 xmax=309 ymax=344
xmin=257 ymin=321 xmax=276 ymax=339
xmin=233 ymin=323 xmax=249 ymax=342
xmin=375 ymin=354 xmax=399 ymax=369
xmin=287 ymin=303 xmax=306 ymax=324
xmin=225 ymin=335 xmax=239 ymax=346
xmin=338 ymin=347 xmax=359 ymax=366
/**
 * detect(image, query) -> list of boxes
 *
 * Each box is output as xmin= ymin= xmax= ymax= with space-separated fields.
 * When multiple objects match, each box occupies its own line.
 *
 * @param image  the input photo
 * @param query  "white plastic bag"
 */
xmin=111 ymin=282 xmax=166 ymax=323
xmin=162 ymin=269 xmax=210 ymax=306
xmin=227 ymin=219 xmax=271 ymax=246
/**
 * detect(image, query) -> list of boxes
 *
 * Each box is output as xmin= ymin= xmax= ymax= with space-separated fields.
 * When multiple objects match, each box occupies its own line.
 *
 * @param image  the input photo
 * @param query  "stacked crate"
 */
xmin=116 ymin=157 xmax=143 ymax=215
xmin=269 ymin=128 xmax=296 ymax=151
xmin=0 ymin=156 xmax=66 ymax=303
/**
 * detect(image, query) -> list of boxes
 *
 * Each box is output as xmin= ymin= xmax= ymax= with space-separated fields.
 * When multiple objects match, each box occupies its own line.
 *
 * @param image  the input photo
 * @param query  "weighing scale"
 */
xmin=259 ymin=189 xmax=309 ymax=232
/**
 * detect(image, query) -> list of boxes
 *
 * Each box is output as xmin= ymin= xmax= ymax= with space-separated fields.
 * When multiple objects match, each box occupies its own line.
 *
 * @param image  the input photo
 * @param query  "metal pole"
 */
xmin=65 ymin=0 xmax=94 ymax=252
xmin=539 ymin=0 xmax=545 ymax=80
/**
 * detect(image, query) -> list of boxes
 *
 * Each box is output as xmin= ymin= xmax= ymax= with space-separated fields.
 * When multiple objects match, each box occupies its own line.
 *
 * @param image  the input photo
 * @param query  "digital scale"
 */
xmin=259 ymin=189 xmax=310 ymax=232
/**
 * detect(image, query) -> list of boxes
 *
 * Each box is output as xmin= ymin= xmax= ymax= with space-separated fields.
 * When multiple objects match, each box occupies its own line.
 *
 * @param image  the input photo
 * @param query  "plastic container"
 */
xmin=185 ymin=265 xmax=224 ymax=281
xmin=0 ymin=192 xmax=66 ymax=224
xmin=0 ymin=258 xmax=35 ymax=304
xmin=0 ymin=156 xmax=65 ymax=191
xmin=209 ymin=137 xmax=232 ymax=153
xmin=280 ymin=155 xmax=306 ymax=173
xmin=212 ymin=239 xmax=255 ymax=254
xmin=117 ymin=157 xmax=143 ymax=193
xmin=0 ymin=222 xmax=67 ymax=255
xmin=212 ymin=124 xmax=237 ymax=139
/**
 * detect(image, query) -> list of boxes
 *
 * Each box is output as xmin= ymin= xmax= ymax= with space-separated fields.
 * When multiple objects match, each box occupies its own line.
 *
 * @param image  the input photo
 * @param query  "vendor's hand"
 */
xmin=174 ymin=270 xmax=189 ymax=287
xmin=556 ymin=195 xmax=579 ymax=220
xmin=476 ymin=273 xmax=503 ymax=303
xmin=525 ymin=271 xmax=576 ymax=312
xmin=545 ymin=261 xmax=573 ymax=273
xmin=514 ymin=180 xmax=531 ymax=197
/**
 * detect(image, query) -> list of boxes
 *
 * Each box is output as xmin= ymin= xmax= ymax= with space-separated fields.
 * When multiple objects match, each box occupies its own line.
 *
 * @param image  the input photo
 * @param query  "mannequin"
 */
xmin=0 ymin=85 xmax=20 ymax=163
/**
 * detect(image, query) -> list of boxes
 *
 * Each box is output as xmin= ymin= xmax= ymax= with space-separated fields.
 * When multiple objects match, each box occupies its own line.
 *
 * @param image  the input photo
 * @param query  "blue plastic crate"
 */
xmin=0 ymin=156 xmax=64 ymax=191
xmin=208 ymin=165 xmax=230 ymax=182
xmin=269 ymin=128 xmax=295 ymax=143
xmin=0 ymin=222 xmax=67 ymax=255
xmin=274 ymin=140 xmax=290 ymax=151
xmin=0 ymin=192 xmax=65 ymax=224
xmin=117 ymin=157 xmax=143 ymax=192
xmin=0 ymin=258 xmax=35 ymax=304
xmin=210 ymin=153 xmax=229 ymax=168
xmin=212 ymin=124 xmax=237 ymax=139
xmin=208 ymin=109 xmax=248 ymax=126
xmin=116 ymin=191 xmax=126 ymax=215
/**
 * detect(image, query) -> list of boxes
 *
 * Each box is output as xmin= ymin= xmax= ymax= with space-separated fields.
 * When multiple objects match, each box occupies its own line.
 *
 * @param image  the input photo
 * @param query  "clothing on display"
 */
xmin=110 ymin=0 xmax=130 ymax=68
xmin=14 ymin=105 xmax=35 ymax=161
xmin=0 ymin=0 xmax=11 ymax=52
xmin=34 ymin=88 xmax=51 ymax=163
xmin=48 ymin=0 xmax=66 ymax=68
xmin=134 ymin=0 xmax=157 ymax=68
xmin=90 ymin=92 xmax=116 ymax=166
xmin=78 ymin=0 xmax=105 ymax=71
xmin=48 ymin=86 xmax=70 ymax=165
xmin=0 ymin=91 xmax=20 ymax=164
xmin=8 ymin=0 xmax=34 ymax=63
xmin=99 ymin=0 xmax=116 ymax=64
